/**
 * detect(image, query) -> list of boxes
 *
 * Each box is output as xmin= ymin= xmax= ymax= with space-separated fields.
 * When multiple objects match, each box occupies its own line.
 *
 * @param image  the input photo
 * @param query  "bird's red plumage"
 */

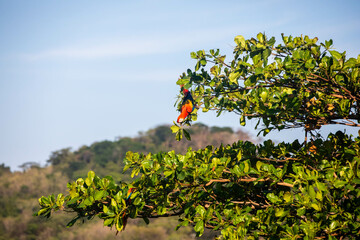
xmin=177 ymin=100 xmax=193 ymax=123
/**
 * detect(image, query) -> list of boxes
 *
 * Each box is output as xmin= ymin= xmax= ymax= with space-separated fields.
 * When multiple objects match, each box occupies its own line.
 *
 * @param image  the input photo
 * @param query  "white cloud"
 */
xmin=19 ymin=26 xmax=260 ymax=61
xmin=20 ymin=30 xmax=225 ymax=61
xmin=22 ymin=37 xmax=175 ymax=60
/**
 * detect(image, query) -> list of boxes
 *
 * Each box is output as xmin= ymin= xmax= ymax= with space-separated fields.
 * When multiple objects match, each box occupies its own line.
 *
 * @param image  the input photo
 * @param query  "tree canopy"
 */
xmin=35 ymin=33 xmax=360 ymax=239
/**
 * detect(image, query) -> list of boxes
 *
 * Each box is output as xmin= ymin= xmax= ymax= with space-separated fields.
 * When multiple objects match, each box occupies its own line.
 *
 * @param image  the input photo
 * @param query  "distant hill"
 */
xmin=0 ymin=123 xmax=255 ymax=240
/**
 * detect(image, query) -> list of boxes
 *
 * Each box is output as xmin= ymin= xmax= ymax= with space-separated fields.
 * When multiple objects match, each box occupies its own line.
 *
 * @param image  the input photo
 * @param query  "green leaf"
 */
xmin=329 ymin=221 xmax=338 ymax=231
xmin=308 ymin=185 xmax=316 ymax=199
xmin=190 ymin=52 xmax=197 ymax=59
xmin=143 ymin=217 xmax=150 ymax=225
xmin=176 ymin=78 xmax=190 ymax=86
xmin=67 ymin=216 xmax=80 ymax=228
xmin=94 ymin=190 xmax=106 ymax=201
xmin=183 ymin=129 xmax=191 ymax=141
xmin=40 ymin=196 xmax=50 ymax=206
xmin=316 ymin=181 xmax=327 ymax=192
xmin=275 ymin=208 xmax=288 ymax=217
xmin=210 ymin=66 xmax=219 ymax=76
xmin=305 ymin=59 xmax=315 ymax=69
xmin=164 ymin=170 xmax=173 ymax=177
xmin=244 ymin=75 xmax=256 ymax=87
xmin=103 ymin=205 xmax=109 ymax=214
xmin=195 ymin=205 xmax=206 ymax=218
xmin=229 ymin=71 xmax=240 ymax=84
xmin=262 ymin=48 xmax=271 ymax=60
xmin=240 ymin=115 xmax=246 ymax=126
xmin=200 ymin=59 xmax=207 ymax=66
xmin=176 ymin=129 xmax=183 ymax=141
xmin=283 ymin=192 xmax=292 ymax=203
xmin=234 ymin=35 xmax=246 ymax=48
xmin=133 ymin=197 xmax=142 ymax=206
xmin=176 ymin=220 xmax=189 ymax=231
xmin=157 ymin=206 xmax=167 ymax=215
xmin=260 ymin=91 xmax=268 ymax=101
xmin=171 ymin=124 xmax=180 ymax=133
xmin=267 ymin=193 xmax=282 ymax=203
xmin=37 ymin=208 xmax=50 ymax=217
xmin=243 ymin=160 xmax=250 ymax=173
xmin=311 ymin=203 xmax=321 ymax=211
xmin=237 ymin=150 xmax=242 ymax=160
xmin=194 ymin=220 xmax=204 ymax=236
xmin=297 ymin=207 xmax=306 ymax=216
xmin=256 ymin=161 xmax=263 ymax=171
xmin=104 ymin=218 xmax=114 ymax=226
xmin=85 ymin=178 xmax=92 ymax=187
xmin=195 ymin=61 xmax=201 ymax=71
xmin=257 ymin=32 xmax=264 ymax=43
xmin=252 ymin=54 xmax=261 ymax=65
xmin=232 ymin=165 xmax=242 ymax=177
xmin=84 ymin=198 xmax=93 ymax=206
xmin=111 ymin=198 xmax=117 ymax=208
xmin=88 ymin=171 xmax=95 ymax=182
xmin=267 ymin=37 xmax=275 ymax=46
xmin=329 ymin=50 xmax=342 ymax=60
xmin=76 ymin=178 xmax=84 ymax=186
xmin=116 ymin=216 xmax=124 ymax=232
xmin=316 ymin=189 xmax=323 ymax=201
xmin=344 ymin=57 xmax=357 ymax=68
xmin=325 ymin=39 xmax=333 ymax=48
xmin=334 ymin=180 xmax=347 ymax=188
xmin=101 ymin=178 xmax=110 ymax=189
xmin=177 ymin=170 xmax=186 ymax=181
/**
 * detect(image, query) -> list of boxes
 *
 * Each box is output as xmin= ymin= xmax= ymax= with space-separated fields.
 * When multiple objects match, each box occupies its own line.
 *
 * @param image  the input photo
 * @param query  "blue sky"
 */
xmin=1 ymin=0 xmax=359 ymax=171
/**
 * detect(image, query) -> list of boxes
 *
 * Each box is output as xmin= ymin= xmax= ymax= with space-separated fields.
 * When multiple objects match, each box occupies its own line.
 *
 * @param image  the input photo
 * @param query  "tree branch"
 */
xmin=206 ymin=177 xmax=293 ymax=188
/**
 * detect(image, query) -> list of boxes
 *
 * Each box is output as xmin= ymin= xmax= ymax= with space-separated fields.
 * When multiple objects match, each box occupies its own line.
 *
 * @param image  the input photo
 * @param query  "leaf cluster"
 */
xmin=177 ymin=33 xmax=360 ymax=135
xmin=36 ymin=131 xmax=360 ymax=239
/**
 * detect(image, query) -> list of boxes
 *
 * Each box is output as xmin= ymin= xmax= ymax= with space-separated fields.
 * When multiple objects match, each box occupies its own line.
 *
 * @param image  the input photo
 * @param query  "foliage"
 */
xmin=175 ymin=33 xmax=360 ymax=137
xmin=36 ymin=132 xmax=360 ymax=239
xmin=0 ymin=196 xmax=21 ymax=217
xmin=35 ymin=34 xmax=360 ymax=239
xmin=0 ymin=163 xmax=10 ymax=176
xmin=0 ymin=124 xmax=243 ymax=240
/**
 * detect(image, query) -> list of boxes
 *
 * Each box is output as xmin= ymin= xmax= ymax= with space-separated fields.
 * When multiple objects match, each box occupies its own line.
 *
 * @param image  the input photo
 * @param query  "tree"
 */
xmin=18 ymin=162 xmax=41 ymax=172
xmin=47 ymin=148 xmax=75 ymax=166
xmin=35 ymin=33 xmax=360 ymax=239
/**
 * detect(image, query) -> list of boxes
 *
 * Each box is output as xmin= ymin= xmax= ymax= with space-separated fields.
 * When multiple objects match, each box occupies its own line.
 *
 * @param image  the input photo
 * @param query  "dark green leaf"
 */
xmin=67 ymin=216 xmax=80 ymax=228
xmin=177 ymin=170 xmax=186 ymax=181
xmin=143 ymin=217 xmax=150 ymax=225
xmin=183 ymin=129 xmax=191 ymax=141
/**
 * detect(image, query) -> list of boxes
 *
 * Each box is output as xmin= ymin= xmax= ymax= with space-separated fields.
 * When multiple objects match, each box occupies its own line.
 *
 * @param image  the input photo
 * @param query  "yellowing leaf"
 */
xmin=229 ymin=71 xmax=240 ymax=84
xmin=257 ymin=32 xmax=264 ymax=43
xmin=237 ymin=150 xmax=242 ymax=160
xmin=171 ymin=125 xmax=180 ymax=133
xmin=234 ymin=35 xmax=246 ymax=48
xmin=243 ymin=161 xmax=249 ymax=173
xmin=283 ymin=192 xmax=292 ymax=203
xmin=311 ymin=203 xmax=321 ymax=211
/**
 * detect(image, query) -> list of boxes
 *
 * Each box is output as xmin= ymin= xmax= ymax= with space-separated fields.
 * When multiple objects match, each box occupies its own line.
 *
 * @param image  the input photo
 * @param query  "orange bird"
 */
xmin=126 ymin=188 xmax=136 ymax=202
xmin=121 ymin=188 xmax=136 ymax=231
xmin=177 ymin=89 xmax=195 ymax=124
